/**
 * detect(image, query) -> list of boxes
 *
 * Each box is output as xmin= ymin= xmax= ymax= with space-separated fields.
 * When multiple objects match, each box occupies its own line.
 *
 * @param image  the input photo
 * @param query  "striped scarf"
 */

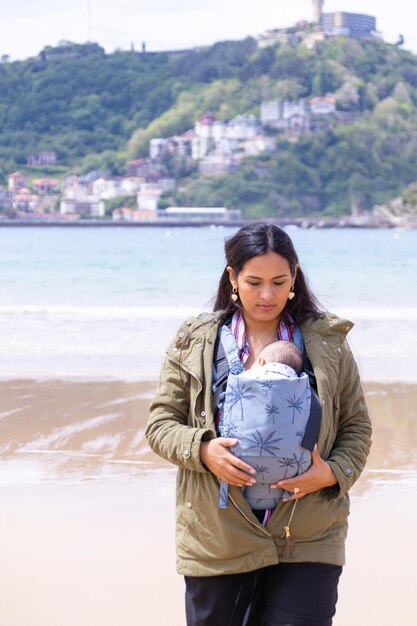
xmin=229 ymin=309 xmax=295 ymax=365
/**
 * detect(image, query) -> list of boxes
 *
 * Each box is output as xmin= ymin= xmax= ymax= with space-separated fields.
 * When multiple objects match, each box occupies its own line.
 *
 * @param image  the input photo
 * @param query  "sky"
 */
xmin=1 ymin=0 xmax=416 ymax=61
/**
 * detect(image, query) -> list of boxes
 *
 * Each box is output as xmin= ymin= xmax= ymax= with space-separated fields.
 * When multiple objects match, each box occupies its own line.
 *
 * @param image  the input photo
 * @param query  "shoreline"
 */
xmin=0 ymin=216 xmax=415 ymax=228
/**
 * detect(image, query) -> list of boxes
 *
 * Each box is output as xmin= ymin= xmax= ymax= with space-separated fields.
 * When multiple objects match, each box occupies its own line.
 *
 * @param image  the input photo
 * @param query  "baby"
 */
xmin=244 ymin=339 xmax=304 ymax=378
xmin=217 ymin=332 xmax=312 ymax=510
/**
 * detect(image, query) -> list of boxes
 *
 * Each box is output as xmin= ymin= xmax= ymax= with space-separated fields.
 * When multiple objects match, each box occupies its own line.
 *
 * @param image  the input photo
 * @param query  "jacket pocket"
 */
xmin=288 ymin=490 xmax=349 ymax=540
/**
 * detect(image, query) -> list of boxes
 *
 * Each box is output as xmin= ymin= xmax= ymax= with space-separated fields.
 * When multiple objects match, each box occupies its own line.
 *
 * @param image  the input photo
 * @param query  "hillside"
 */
xmin=2 ymin=37 xmax=417 ymax=216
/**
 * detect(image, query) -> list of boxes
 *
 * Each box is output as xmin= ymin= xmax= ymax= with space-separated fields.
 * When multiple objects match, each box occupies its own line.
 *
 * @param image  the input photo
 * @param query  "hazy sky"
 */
xmin=1 ymin=0 xmax=416 ymax=61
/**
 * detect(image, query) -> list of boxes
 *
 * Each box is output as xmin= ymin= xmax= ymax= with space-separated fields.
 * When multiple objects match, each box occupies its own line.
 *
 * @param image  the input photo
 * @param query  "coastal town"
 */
xmin=1 ymin=1 xmax=416 ymax=228
xmin=0 ymin=95 xmax=353 ymax=225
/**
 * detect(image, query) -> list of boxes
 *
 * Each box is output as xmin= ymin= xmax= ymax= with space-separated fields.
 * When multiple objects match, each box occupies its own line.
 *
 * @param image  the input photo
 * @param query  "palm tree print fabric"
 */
xmin=218 ymin=325 xmax=312 ymax=510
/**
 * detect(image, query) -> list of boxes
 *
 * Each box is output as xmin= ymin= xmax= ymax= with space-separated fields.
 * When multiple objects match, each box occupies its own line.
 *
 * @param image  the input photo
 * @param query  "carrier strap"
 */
xmin=292 ymin=326 xmax=321 ymax=452
xmin=212 ymin=332 xmax=229 ymax=415
xmin=301 ymin=388 xmax=321 ymax=452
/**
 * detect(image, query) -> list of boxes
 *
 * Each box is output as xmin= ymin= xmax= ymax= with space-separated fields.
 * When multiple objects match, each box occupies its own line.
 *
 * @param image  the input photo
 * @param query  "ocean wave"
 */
xmin=331 ymin=307 xmax=417 ymax=322
xmin=0 ymin=304 xmax=200 ymax=320
xmin=1 ymin=304 xmax=417 ymax=322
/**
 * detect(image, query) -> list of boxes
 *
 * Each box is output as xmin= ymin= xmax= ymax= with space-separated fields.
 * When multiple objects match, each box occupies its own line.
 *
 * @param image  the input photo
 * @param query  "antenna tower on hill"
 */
xmin=312 ymin=0 xmax=324 ymax=24
xmin=87 ymin=0 xmax=92 ymax=42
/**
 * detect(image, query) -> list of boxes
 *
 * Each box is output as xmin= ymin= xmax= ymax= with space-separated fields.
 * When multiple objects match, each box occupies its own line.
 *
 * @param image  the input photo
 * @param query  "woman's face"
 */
xmin=227 ymin=251 xmax=297 ymax=325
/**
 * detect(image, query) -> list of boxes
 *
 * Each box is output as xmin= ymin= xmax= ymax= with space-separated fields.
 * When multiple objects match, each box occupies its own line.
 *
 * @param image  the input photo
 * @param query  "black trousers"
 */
xmin=185 ymin=562 xmax=342 ymax=626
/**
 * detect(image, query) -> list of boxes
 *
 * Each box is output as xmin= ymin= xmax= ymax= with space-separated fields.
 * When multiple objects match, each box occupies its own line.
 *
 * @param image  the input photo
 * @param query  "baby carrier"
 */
xmin=214 ymin=325 xmax=321 ymax=510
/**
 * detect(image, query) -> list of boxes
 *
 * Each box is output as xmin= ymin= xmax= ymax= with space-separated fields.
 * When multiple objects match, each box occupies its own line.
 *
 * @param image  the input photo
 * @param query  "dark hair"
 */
xmin=213 ymin=222 xmax=322 ymax=324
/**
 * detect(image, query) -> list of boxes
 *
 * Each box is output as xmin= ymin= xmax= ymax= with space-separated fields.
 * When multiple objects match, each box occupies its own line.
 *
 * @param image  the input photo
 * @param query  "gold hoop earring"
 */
xmin=231 ymin=288 xmax=238 ymax=303
xmin=288 ymin=285 xmax=295 ymax=301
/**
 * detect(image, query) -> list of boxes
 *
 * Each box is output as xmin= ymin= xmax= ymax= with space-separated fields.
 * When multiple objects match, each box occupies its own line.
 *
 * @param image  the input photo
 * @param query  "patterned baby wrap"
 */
xmin=217 ymin=325 xmax=312 ymax=510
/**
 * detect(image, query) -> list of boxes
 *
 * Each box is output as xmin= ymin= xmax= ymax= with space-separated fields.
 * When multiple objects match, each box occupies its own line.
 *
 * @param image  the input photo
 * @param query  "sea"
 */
xmin=1 ymin=225 xmax=416 ymax=382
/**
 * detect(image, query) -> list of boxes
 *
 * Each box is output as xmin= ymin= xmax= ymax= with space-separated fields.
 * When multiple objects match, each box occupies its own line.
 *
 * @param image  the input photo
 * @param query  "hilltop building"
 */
xmin=322 ymin=12 xmax=380 ymax=40
xmin=257 ymin=1 xmax=380 ymax=48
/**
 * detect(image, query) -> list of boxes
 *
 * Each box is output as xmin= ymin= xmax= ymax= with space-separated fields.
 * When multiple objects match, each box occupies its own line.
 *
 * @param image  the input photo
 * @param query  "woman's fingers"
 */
xmin=200 ymin=438 xmax=256 ymax=486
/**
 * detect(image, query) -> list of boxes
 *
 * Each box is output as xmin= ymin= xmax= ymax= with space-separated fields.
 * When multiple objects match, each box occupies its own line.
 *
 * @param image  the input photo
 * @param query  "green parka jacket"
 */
xmin=146 ymin=312 xmax=372 ymax=577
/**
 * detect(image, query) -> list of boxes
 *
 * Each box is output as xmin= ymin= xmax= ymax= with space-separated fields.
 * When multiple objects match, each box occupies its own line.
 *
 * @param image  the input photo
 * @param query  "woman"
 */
xmin=146 ymin=222 xmax=372 ymax=626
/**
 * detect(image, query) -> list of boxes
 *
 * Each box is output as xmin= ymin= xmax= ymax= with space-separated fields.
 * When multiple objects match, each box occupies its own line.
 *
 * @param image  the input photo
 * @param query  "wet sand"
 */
xmin=0 ymin=380 xmax=416 ymax=626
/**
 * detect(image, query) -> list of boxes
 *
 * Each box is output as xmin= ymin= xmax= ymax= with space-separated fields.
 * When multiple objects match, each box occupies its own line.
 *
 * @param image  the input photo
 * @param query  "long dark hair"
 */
xmin=213 ymin=222 xmax=322 ymax=324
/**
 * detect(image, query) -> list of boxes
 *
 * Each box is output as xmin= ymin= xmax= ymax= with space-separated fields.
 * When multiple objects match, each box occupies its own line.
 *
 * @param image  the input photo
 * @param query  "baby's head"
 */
xmin=252 ymin=340 xmax=303 ymax=375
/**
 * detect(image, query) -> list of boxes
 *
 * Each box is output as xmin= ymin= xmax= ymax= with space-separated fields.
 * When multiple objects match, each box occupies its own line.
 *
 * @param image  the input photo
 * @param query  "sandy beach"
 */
xmin=0 ymin=379 xmax=416 ymax=626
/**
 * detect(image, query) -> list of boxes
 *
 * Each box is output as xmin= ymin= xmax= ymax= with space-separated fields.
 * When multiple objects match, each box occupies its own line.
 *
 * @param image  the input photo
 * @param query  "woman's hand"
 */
xmin=200 ymin=438 xmax=257 ymax=487
xmin=271 ymin=445 xmax=338 ymax=501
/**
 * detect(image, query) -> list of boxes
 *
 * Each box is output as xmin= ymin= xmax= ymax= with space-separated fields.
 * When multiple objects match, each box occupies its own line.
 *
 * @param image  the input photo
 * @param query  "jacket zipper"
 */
xmin=168 ymin=356 xmax=271 ymax=538
xmin=228 ymin=492 xmax=272 ymax=536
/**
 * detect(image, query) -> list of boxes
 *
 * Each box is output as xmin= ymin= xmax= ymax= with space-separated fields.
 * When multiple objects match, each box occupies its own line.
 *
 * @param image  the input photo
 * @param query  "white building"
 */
xmin=192 ymin=135 xmax=215 ymax=160
xmin=261 ymin=100 xmax=282 ymax=126
xmin=195 ymin=112 xmax=216 ymax=138
xmin=62 ymin=180 xmax=89 ymax=201
xmin=241 ymin=135 xmax=276 ymax=156
xmin=261 ymin=99 xmax=311 ymax=133
xmin=137 ymin=183 xmax=163 ymax=211
xmin=60 ymin=198 xmax=105 ymax=217
xmin=227 ymin=114 xmax=262 ymax=140
xmin=120 ymin=177 xmax=142 ymax=195
xmin=92 ymin=177 xmax=123 ymax=200
xmin=150 ymin=138 xmax=170 ymax=160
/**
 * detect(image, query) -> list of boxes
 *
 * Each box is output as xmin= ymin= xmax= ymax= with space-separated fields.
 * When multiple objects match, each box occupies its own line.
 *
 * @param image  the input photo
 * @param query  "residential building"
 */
xmin=173 ymin=131 xmax=194 ymax=158
xmin=27 ymin=151 xmax=57 ymax=166
xmin=241 ymin=135 xmax=276 ymax=156
xmin=79 ymin=171 xmax=104 ymax=185
xmin=126 ymin=158 xmax=164 ymax=178
xmin=227 ymin=114 xmax=262 ymax=140
xmin=212 ymin=121 xmax=227 ymax=144
xmin=32 ymin=178 xmax=60 ymax=195
xmin=62 ymin=178 xmax=89 ymax=201
xmin=195 ymin=112 xmax=216 ymax=138
xmin=137 ymin=183 xmax=163 ymax=211
xmin=261 ymin=100 xmax=282 ymax=126
xmin=120 ymin=177 xmax=142 ymax=195
xmin=310 ymin=96 xmax=337 ymax=116
xmin=92 ymin=177 xmax=123 ymax=200
xmin=150 ymin=138 xmax=170 ymax=160
xmin=261 ymin=99 xmax=311 ymax=134
xmin=192 ymin=135 xmax=215 ymax=160
xmin=113 ymin=207 xmax=157 ymax=221
xmin=285 ymin=113 xmax=311 ymax=138
xmin=62 ymin=175 xmax=81 ymax=188
xmin=60 ymin=198 xmax=105 ymax=217
xmin=0 ymin=189 xmax=13 ymax=209
xmin=8 ymin=171 xmax=28 ymax=192
xmin=12 ymin=188 xmax=40 ymax=211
